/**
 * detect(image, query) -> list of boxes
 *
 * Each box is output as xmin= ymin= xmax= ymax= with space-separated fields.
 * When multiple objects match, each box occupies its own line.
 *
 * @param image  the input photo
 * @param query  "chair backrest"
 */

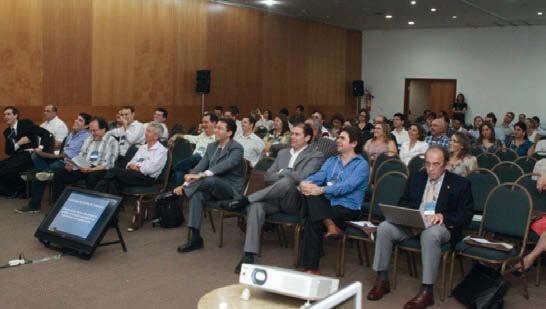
xmin=466 ymin=168 xmax=500 ymax=213
xmin=481 ymin=183 xmax=533 ymax=254
xmin=514 ymin=156 xmax=537 ymax=174
xmin=125 ymin=144 xmax=140 ymax=162
xmin=244 ymin=170 xmax=267 ymax=196
xmin=374 ymin=158 xmax=408 ymax=184
xmin=491 ymin=161 xmax=524 ymax=183
xmin=370 ymin=151 xmax=399 ymax=184
xmin=496 ymin=149 xmax=519 ymax=162
xmin=470 ymin=146 xmax=484 ymax=157
xmin=477 ymin=152 xmax=501 ymax=170
xmin=516 ymin=173 xmax=546 ymax=213
xmin=170 ymin=139 xmax=194 ymax=168
xmin=369 ymin=171 xmax=408 ymax=219
xmin=407 ymin=154 xmax=425 ymax=176
xmin=254 ymin=157 xmax=275 ymax=171
xmin=158 ymin=149 xmax=173 ymax=190
xmin=241 ymin=159 xmax=253 ymax=195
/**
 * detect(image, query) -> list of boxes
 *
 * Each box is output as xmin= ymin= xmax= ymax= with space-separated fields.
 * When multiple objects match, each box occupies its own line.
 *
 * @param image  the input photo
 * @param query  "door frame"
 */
xmin=403 ymin=78 xmax=457 ymax=116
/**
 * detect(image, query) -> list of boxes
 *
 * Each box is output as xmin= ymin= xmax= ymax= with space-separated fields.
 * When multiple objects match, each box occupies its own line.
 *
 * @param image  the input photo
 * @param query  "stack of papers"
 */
xmin=349 ymin=221 xmax=376 ymax=228
xmin=463 ymin=236 xmax=514 ymax=250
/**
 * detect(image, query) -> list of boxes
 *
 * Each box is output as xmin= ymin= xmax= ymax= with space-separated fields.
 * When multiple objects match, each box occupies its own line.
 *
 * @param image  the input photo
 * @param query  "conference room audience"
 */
xmin=526 ymin=118 xmax=539 ymax=143
xmin=106 ymin=106 xmax=145 ymax=165
xmin=422 ymin=112 xmax=436 ymax=135
xmin=212 ymin=106 xmax=223 ymax=118
xmin=329 ymin=113 xmax=344 ymax=138
xmin=531 ymin=139 xmax=546 ymax=155
xmin=169 ymin=113 xmax=217 ymax=185
xmin=447 ymin=132 xmax=477 ymax=177
xmin=392 ymin=113 xmax=409 ymax=148
xmin=356 ymin=109 xmax=374 ymax=133
xmin=304 ymin=119 xmax=338 ymax=159
xmin=468 ymin=115 xmax=484 ymax=140
xmin=263 ymin=114 xmax=291 ymax=156
xmin=51 ymin=117 xmax=119 ymax=201
xmin=507 ymin=121 xmax=534 ymax=156
xmin=255 ymin=109 xmax=274 ymax=131
xmin=229 ymin=124 xmax=324 ymax=273
xmin=311 ymin=111 xmax=331 ymax=137
xmin=399 ymin=124 xmax=429 ymax=165
xmin=452 ymin=93 xmax=467 ymax=123
xmin=299 ymin=127 xmax=368 ymax=275
xmin=95 ymin=123 xmax=168 ymax=199
xmin=364 ymin=123 xmax=397 ymax=162
xmin=450 ymin=118 xmax=467 ymax=136
xmin=518 ymin=113 xmax=527 ymax=123
xmin=484 ymin=112 xmax=506 ymax=143
xmin=289 ymin=105 xmax=305 ymax=126
xmin=1 ymin=106 xmax=54 ymax=198
xmin=174 ymin=118 xmax=245 ymax=253
xmin=499 ymin=112 xmax=515 ymax=138
xmin=368 ymin=146 xmax=473 ymax=309
xmin=143 ymin=107 xmax=169 ymax=142
xmin=425 ymin=118 xmax=450 ymax=149
xmin=473 ymin=122 xmax=503 ymax=153
xmin=234 ymin=116 xmax=265 ymax=167
xmin=40 ymin=105 xmax=68 ymax=150
xmin=15 ymin=113 xmax=92 ymax=213
xmin=224 ymin=105 xmax=242 ymax=137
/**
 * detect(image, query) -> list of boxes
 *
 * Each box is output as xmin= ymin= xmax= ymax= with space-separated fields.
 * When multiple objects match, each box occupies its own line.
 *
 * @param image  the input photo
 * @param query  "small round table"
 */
xmin=198 ymin=284 xmax=304 ymax=309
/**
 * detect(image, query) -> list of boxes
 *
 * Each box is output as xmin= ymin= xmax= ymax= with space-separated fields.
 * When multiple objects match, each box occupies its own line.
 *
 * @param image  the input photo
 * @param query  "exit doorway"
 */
xmin=404 ymin=78 xmax=457 ymax=122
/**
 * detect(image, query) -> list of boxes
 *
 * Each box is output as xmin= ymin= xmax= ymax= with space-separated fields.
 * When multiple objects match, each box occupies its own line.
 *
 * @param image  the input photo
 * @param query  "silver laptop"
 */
xmin=379 ymin=203 xmax=426 ymax=229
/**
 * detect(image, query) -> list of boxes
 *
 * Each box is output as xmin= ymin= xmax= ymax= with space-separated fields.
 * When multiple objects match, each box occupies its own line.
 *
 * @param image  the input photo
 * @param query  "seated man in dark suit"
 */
xmin=0 ymin=106 xmax=54 ymax=197
xmin=229 ymin=124 xmax=324 ymax=273
xmin=173 ymin=118 xmax=245 ymax=253
xmin=368 ymin=145 xmax=473 ymax=309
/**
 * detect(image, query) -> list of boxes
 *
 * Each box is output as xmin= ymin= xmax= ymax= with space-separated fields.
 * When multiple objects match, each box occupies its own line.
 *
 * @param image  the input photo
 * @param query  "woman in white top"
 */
xmin=255 ymin=109 xmax=274 ymax=131
xmin=399 ymin=123 xmax=429 ymax=165
xmin=447 ymin=132 xmax=478 ymax=177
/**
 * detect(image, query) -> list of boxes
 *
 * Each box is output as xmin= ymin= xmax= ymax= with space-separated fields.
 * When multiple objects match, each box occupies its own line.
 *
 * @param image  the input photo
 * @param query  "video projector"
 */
xmin=239 ymin=264 xmax=339 ymax=301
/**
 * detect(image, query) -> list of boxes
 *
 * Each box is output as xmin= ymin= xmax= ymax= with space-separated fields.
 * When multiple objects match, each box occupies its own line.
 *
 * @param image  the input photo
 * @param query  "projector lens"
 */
xmin=252 ymin=269 xmax=267 ymax=285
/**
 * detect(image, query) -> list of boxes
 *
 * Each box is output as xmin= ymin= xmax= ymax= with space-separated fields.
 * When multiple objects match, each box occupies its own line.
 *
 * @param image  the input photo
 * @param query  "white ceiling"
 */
xmin=214 ymin=0 xmax=546 ymax=30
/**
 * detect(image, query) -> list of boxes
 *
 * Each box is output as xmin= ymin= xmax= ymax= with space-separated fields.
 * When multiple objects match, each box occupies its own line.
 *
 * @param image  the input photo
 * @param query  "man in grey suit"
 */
xmin=173 ymin=118 xmax=245 ymax=253
xmin=229 ymin=123 xmax=324 ymax=273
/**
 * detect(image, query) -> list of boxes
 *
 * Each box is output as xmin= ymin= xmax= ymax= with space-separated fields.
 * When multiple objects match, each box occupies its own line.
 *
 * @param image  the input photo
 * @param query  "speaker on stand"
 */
xmin=196 ymin=70 xmax=211 ymax=116
xmin=352 ymin=80 xmax=364 ymax=114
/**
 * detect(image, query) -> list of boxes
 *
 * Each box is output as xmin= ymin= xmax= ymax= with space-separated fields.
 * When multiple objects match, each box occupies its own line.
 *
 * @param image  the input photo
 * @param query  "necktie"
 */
xmin=424 ymin=180 xmax=436 ymax=203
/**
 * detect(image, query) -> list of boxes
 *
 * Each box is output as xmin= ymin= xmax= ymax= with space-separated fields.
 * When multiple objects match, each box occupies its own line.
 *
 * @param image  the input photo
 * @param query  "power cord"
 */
xmin=0 ymin=252 xmax=62 ymax=270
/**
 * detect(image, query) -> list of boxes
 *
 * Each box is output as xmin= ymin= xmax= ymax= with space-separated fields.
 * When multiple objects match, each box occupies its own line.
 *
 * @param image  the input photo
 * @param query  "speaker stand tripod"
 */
xmin=201 ymin=93 xmax=205 ymax=116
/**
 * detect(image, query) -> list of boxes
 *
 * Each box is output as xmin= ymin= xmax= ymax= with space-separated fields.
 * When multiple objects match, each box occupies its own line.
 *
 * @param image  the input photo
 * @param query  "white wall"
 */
xmin=362 ymin=26 xmax=546 ymax=123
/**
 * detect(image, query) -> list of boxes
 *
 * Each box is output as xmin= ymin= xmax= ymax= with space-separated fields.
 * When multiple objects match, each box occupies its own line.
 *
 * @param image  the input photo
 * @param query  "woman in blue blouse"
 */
xmin=508 ymin=121 xmax=533 ymax=156
xmin=298 ymin=127 xmax=369 ymax=274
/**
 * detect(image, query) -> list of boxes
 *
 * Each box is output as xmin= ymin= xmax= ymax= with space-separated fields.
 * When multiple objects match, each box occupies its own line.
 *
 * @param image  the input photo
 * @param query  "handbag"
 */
xmin=531 ymin=214 xmax=546 ymax=236
xmin=153 ymin=191 xmax=184 ymax=228
xmin=452 ymin=263 xmax=510 ymax=309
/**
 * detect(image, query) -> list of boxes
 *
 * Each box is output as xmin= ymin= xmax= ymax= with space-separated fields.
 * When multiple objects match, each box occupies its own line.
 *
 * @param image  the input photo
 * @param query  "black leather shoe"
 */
xmin=234 ymin=254 xmax=255 ymax=274
xmin=221 ymin=197 xmax=249 ymax=211
xmin=177 ymin=238 xmax=204 ymax=253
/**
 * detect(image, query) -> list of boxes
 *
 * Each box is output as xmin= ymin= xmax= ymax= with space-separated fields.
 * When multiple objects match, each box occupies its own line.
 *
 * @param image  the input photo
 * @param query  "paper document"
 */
xmin=464 ymin=236 xmax=513 ymax=250
xmin=472 ymin=214 xmax=483 ymax=222
xmin=68 ymin=156 xmax=91 ymax=169
xmin=349 ymin=221 xmax=376 ymax=228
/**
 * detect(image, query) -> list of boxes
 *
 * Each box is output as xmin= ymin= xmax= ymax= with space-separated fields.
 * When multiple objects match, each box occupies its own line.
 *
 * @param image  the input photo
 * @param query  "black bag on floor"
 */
xmin=452 ymin=263 xmax=510 ymax=309
xmin=153 ymin=191 xmax=184 ymax=228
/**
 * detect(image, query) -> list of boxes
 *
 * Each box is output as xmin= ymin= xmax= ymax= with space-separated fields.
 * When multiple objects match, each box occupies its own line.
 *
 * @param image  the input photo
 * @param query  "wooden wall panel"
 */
xmin=0 ymin=0 xmax=43 ymax=107
xmin=1 ymin=0 xmax=362 ymax=155
xmin=43 ymin=0 xmax=92 ymax=106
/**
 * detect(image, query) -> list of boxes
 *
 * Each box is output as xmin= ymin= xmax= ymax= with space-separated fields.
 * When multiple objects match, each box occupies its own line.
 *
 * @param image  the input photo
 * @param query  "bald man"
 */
xmin=424 ymin=118 xmax=450 ymax=149
xmin=41 ymin=105 xmax=68 ymax=149
xmin=368 ymin=146 xmax=473 ymax=309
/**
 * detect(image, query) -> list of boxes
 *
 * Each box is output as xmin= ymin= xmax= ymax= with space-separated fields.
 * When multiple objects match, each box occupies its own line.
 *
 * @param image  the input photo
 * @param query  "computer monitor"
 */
xmin=35 ymin=187 xmax=123 ymax=259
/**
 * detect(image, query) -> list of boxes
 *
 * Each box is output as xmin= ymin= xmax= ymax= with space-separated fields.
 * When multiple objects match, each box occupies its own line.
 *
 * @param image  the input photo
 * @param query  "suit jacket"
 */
xmin=264 ymin=146 xmax=324 ymax=185
xmin=398 ymin=170 xmax=473 ymax=243
xmin=191 ymin=139 xmax=245 ymax=193
xmin=3 ymin=119 xmax=54 ymax=156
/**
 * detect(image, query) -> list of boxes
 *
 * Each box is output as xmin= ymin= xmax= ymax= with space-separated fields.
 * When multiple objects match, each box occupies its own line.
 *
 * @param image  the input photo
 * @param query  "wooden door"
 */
xmin=429 ymin=81 xmax=456 ymax=116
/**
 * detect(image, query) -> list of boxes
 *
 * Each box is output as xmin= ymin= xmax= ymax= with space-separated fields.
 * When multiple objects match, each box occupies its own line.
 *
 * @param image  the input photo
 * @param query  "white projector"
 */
xmin=239 ymin=264 xmax=339 ymax=301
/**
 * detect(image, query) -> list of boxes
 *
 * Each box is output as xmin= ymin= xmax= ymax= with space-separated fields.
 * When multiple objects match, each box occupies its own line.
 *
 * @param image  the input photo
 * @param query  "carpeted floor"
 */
xmin=0 ymin=197 xmax=544 ymax=308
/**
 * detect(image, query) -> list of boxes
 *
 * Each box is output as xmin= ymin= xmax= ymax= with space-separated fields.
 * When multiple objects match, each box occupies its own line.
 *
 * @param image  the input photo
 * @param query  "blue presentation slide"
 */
xmin=48 ymin=192 xmax=110 ymax=239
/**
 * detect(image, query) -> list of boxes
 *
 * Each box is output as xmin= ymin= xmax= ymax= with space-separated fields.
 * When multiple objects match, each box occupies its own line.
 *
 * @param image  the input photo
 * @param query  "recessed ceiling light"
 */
xmin=385 ymin=14 xmax=393 ymax=19
xmin=408 ymin=21 xmax=415 ymax=25
xmin=452 ymin=15 xmax=457 ymax=19
xmin=410 ymin=1 xmax=417 ymax=5
xmin=259 ymin=0 xmax=279 ymax=6
xmin=430 ymin=8 xmax=437 ymax=12
xmin=538 ymin=12 xmax=544 ymax=16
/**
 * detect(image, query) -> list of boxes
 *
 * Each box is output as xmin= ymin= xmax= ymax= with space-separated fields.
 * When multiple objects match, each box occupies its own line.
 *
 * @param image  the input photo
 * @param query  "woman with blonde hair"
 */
xmin=364 ymin=123 xmax=397 ymax=162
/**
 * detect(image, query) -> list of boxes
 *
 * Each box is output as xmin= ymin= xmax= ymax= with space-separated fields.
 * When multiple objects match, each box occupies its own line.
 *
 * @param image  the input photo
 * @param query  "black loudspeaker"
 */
xmin=196 ymin=70 xmax=211 ymax=94
xmin=352 ymin=80 xmax=364 ymax=97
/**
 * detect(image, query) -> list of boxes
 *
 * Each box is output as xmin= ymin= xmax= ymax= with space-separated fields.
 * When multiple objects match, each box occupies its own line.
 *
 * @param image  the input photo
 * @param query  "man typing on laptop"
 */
xmin=368 ymin=145 xmax=473 ymax=309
